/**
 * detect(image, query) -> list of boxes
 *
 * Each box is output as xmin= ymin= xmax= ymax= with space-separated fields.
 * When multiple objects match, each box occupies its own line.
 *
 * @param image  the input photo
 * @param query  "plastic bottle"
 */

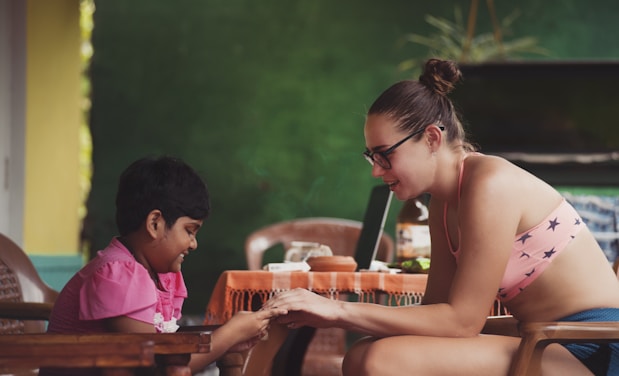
xmin=396 ymin=196 xmax=430 ymax=262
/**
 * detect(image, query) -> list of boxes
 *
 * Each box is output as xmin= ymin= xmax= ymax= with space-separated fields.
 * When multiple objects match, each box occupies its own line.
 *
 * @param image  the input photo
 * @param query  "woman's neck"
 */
xmin=431 ymin=148 xmax=468 ymax=202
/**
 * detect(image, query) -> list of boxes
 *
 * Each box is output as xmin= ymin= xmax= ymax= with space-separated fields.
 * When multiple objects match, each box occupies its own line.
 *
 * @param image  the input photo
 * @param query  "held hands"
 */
xmin=225 ymin=307 xmax=287 ymax=353
xmin=221 ymin=288 xmax=339 ymax=353
xmin=261 ymin=288 xmax=340 ymax=329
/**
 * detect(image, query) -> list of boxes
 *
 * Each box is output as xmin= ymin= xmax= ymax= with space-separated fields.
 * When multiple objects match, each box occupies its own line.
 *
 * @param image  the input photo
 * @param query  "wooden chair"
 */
xmin=245 ymin=216 xmax=395 ymax=376
xmin=495 ymin=258 xmax=619 ymax=376
xmin=1 ymin=232 xmax=159 ymax=375
xmin=0 ymin=331 xmax=215 ymax=375
xmin=0 ymin=338 xmax=156 ymax=376
xmin=492 ymin=194 xmax=619 ymax=375
xmin=0 ymin=232 xmax=257 ymax=376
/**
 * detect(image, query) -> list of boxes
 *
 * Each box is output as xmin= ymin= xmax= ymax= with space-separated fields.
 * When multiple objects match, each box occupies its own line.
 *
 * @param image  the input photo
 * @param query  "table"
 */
xmin=204 ymin=270 xmax=428 ymax=325
xmin=204 ymin=270 xmax=428 ymax=376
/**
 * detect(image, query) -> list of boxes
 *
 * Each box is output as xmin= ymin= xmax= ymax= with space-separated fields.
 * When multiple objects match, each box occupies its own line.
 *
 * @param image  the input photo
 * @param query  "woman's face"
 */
xmin=364 ymin=114 xmax=433 ymax=200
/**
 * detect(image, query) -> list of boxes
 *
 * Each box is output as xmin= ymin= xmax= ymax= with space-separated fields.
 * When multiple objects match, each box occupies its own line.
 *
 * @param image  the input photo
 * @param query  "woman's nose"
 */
xmin=371 ymin=163 xmax=385 ymax=178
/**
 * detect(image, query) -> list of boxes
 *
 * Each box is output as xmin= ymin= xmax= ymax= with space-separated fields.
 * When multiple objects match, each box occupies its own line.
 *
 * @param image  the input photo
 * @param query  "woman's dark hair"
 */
xmin=115 ymin=156 xmax=210 ymax=236
xmin=368 ymin=58 xmax=474 ymax=150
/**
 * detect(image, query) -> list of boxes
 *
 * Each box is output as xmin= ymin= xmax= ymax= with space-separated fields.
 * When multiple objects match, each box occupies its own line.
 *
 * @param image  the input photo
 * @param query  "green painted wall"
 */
xmin=87 ymin=0 xmax=619 ymax=315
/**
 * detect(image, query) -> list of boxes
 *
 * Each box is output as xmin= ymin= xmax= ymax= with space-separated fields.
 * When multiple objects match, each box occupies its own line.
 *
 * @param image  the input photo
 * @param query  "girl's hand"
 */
xmin=262 ymin=288 xmax=340 ymax=329
xmin=228 ymin=335 xmax=261 ymax=353
xmin=224 ymin=307 xmax=286 ymax=348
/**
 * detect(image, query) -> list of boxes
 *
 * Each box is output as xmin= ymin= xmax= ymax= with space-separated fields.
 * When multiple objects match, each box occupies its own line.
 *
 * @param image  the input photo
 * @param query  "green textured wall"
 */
xmin=87 ymin=0 xmax=619 ymax=314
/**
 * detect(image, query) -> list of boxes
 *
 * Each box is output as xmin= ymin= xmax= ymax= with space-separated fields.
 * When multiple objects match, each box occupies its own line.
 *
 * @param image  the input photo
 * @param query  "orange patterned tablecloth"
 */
xmin=204 ymin=270 xmax=428 ymax=325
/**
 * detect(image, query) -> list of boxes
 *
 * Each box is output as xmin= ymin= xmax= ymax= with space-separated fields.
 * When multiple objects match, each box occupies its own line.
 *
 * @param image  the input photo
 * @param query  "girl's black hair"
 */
xmin=115 ymin=156 xmax=210 ymax=236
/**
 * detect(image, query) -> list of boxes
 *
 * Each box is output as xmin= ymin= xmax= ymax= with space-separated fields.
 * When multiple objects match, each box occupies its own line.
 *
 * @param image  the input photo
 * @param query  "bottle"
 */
xmin=396 ymin=196 xmax=430 ymax=262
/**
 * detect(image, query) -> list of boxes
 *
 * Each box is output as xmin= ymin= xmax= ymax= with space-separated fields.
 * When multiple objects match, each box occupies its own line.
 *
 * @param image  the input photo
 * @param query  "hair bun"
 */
xmin=418 ymin=59 xmax=462 ymax=96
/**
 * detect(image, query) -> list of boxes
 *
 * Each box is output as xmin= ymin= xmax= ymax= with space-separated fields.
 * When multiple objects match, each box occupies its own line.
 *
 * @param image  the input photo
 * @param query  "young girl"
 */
xmin=263 ymin=59 xmax=619 ymax=375
xmin=44 ymin=156 xmax=283 ymax=375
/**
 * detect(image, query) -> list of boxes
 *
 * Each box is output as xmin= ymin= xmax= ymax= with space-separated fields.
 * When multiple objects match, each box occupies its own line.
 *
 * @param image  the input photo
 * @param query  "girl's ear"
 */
xmin=145 ymin=209 xmax=164 ymax=239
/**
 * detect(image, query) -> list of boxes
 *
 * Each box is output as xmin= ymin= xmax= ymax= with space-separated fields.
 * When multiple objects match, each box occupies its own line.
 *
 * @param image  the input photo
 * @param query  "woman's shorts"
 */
xmin=558 ymin=308 xmax=619 ymax=376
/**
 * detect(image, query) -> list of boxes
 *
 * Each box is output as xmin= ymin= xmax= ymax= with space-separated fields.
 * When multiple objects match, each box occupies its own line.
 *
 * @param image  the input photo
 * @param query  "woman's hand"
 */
xmin=262 ymin=288 xmax=340 ymax=329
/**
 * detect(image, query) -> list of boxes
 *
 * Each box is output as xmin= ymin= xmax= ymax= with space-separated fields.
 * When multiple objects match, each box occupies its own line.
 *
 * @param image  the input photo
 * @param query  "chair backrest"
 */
xmin=0 ymin=233 xmax=58 ymax=334
xmin=244 ymin=217 xmax=394 ymax=270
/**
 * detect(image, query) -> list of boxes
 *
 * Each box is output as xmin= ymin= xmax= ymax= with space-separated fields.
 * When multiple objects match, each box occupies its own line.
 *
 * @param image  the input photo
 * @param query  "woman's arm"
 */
xmin=266 ymin=157 xmax=521 ymax=339
xmin=421 ymin=195 xmax=457 ymax=305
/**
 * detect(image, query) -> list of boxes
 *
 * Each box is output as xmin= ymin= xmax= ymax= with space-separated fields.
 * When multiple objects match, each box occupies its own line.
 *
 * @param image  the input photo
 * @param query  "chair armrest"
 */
xmin=0 ymin=332 xmax=214 ymax=375
xmin=0 ymin=301 xmax=54 ymax=320
xmin=0 ymin=338 xmax=155 ymax=370
xmin=509 ymin=321 xmax=619 ymax=376
xmin=481 ymin=315 xmax=520 ymax=337
xmin=0 ymin=332 xmax=213 ymax=355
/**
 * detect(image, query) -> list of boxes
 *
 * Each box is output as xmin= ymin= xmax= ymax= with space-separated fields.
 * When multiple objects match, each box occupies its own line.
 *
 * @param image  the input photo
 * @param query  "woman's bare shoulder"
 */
xmin=464 ymin=154 xmax=553 ymax=195
xmin=462 ymin=153 xmax=564 ymax=229
xmin=461 ymin=154 xmax=525 ymax=199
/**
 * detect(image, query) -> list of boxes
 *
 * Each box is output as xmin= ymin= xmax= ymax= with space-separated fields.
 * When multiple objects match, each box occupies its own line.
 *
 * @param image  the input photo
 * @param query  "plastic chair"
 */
xmin=245 ymin=217 xmax=394 ymax=270
xmin=0 ymin=232 xmax=255 ymax=376
xmin=244 ymin=217 xmax=395 ymax=376
xmin=0 ymin=233 xmax=58 ymax=334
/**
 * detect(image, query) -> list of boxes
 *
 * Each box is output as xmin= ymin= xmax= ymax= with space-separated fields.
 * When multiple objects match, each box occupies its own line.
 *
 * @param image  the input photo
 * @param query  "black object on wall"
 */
xmin=453 ymin=61 xmax=619 ymax=186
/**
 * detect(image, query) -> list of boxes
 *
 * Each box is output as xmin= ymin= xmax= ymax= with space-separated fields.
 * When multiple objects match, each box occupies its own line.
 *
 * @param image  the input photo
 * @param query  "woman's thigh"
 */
xmin=343 ymin=334 xmax=593 ymax=376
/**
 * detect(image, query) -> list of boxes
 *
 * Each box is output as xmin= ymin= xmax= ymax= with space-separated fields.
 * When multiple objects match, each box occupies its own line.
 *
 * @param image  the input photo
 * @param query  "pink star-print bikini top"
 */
xmin=443 ymin=154 xmax=584 ymax=302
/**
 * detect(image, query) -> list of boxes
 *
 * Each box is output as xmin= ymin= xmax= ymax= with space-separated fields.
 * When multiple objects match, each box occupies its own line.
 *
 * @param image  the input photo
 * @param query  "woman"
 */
xmin=264 ymin=59 xmax=619 ymax=375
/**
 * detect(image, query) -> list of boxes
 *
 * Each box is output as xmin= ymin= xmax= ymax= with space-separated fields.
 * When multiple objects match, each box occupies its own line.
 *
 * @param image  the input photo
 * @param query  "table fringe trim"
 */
xmin=206 ymin=288 xmax=424 ymax=324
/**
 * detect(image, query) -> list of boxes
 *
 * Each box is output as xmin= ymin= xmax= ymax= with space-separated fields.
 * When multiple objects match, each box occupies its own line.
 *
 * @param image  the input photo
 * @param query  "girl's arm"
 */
xmin=105 ymin=308 xmax=284 ymax=373
xmin=189 ymin=308 xmax=285 ymax=373
xmin=104 ymin=314 xmax=259 ymax=373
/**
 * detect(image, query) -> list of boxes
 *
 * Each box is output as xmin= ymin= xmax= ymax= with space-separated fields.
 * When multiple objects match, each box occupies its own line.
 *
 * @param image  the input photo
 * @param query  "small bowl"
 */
xmin=306 ymin=256 xmax=358 ymax=272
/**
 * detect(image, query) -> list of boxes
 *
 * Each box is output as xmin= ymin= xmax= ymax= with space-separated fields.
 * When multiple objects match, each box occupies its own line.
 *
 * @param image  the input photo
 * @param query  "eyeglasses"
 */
xmin=363 ymin=125 xmax=444 ymax=169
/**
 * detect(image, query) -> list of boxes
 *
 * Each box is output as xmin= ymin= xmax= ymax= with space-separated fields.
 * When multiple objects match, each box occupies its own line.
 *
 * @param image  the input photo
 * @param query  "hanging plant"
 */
xmin=398 ymin=0 xmax=550 ymax=76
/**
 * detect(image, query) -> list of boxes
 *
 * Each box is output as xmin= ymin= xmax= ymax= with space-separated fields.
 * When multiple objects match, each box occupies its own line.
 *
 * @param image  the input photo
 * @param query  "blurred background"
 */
xmin=2 ymin=0 xmax=619 ymax=316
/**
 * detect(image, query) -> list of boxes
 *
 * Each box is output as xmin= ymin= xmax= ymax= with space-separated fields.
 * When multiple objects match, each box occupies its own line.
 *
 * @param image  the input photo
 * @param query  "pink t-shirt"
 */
xmin=47 ymin=237 xmax=187 ymax=334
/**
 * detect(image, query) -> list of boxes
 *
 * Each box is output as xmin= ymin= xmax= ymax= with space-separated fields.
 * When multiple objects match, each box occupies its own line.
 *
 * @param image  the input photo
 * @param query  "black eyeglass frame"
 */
xmin=363 ymin=125 xmax=445 ymax=169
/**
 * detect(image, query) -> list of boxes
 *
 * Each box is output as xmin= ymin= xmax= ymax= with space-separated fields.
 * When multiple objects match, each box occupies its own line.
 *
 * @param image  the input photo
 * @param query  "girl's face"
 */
xmin=364 ymin=114 xmax=433 ymax=200
xmin=150 ymin=215 xmax=203 ymax=274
